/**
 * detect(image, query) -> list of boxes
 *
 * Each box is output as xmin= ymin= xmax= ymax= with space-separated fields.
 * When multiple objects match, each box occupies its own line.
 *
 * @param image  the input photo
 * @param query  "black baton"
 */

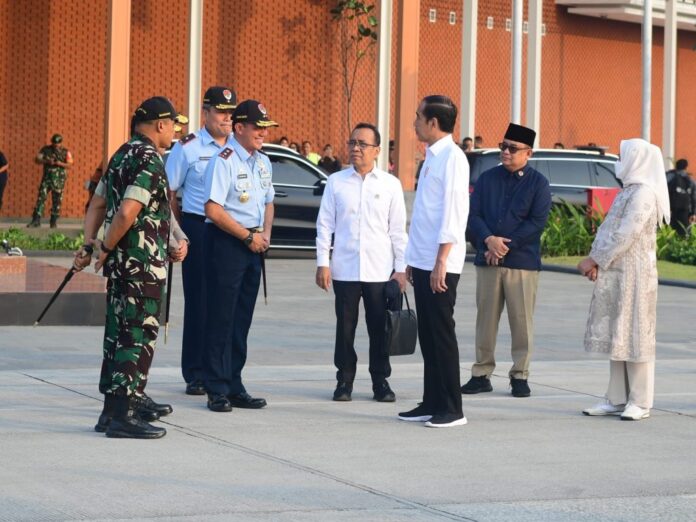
xmin=164 ymin=260 xmax=174 ymax=343
xmin=34 ymin=245 xmax=93 ymax=326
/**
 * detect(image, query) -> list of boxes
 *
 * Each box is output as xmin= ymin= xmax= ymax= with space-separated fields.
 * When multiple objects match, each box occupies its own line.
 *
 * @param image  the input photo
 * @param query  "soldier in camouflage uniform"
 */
xmin=74 ymin=97 xmax=186 ymax=439
xmin=27 ymin=134 xmax=73 ymax=228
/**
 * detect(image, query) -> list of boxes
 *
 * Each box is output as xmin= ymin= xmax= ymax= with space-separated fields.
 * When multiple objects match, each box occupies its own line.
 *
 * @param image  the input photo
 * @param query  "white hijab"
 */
xmin=614 ymin=138 xmax=670 ymax=225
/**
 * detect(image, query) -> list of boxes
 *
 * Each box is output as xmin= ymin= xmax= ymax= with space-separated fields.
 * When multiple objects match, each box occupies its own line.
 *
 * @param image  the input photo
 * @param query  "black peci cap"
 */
xmin=132 ymin=96 xmax=185 ymax=124
xmin=203 ymin=86 xmax=237 ymax=110
xmin=233 ymin=100 xmax=279 ymax=128
xmin=51 ymin=134 xmax=63 ymax=144
xmin=504 ymin=123 xmax=536 ymax=148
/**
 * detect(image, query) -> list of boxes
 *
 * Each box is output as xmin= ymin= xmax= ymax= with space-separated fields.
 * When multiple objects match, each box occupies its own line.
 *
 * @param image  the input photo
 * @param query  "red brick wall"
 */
xmin=2 ymin=0 xmax=696 ymax=219
xmin=0 ymin=0 xmax=107 ymax=219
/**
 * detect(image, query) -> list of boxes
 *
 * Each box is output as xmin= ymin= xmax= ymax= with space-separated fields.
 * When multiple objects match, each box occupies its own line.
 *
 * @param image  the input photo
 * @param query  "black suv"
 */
xmin=466 ymin=148 xmax=620 ymax=205
xmin=166 ymin=143 xmax=328 ymax=250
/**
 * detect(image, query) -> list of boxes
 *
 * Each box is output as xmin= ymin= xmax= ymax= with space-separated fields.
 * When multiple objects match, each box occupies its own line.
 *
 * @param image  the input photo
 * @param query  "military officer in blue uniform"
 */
xmin=202 ymin=99 xmax=278 ymax=412
xmin=165 ymin=86 xmax=237 ymax=396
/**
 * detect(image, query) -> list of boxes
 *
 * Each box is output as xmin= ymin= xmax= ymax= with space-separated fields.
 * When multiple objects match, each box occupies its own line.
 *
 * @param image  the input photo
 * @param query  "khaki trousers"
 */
xmin=606 ymin=360 xmax=655 ymax=409
xmin=473 ymin=266 xmax=539 ymax=379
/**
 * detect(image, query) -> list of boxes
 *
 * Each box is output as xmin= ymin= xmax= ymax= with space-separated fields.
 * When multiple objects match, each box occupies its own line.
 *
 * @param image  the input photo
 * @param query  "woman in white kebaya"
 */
xmin=577 ymin=138 xmax=670 ymax=421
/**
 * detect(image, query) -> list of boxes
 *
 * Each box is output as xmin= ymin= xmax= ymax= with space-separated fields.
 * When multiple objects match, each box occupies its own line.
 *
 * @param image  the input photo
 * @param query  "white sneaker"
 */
xmin=620 ymin=403 xmax=650 ymax=421
xmin=424 ymin=413 xmax=468 ymax=428
xmin=582 ymin=399 xmax=625 ymax=416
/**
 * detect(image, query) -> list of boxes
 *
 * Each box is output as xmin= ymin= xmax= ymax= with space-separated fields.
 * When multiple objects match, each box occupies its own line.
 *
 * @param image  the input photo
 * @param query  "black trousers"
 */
xmin=203 ymin=224 xmax=261 ymax=396
xmin=0 ymin=172 xmax=7 ymax=210
xmin=411 ymin=267 xmax=462 ymax=416
xmin=180 ymin=212 xmax=207 ymax=383
xmin=332 ymin=280 xmax=391 ymax=386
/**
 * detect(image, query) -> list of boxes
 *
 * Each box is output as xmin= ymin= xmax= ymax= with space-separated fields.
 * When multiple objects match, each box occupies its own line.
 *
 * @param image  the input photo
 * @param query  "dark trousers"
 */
xmin=332 ymin=280 xmax=391 ymax=386
xmin=411 ymin=267 xmax=462 ymax=416
xmin=180 ymin=213 xmax=206 ymax=383
xmin=203 ymin=224 xmax=261 ymax=396
xmin=0 ymin=172 xmax=7 ymax=210
xmin=670 ymin=208 xmax=690 ymax=236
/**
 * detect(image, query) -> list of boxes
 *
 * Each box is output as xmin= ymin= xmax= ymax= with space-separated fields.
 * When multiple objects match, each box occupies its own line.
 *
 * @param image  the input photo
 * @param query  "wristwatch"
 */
xmin=243 ymin=232 xmax=254 ymax=246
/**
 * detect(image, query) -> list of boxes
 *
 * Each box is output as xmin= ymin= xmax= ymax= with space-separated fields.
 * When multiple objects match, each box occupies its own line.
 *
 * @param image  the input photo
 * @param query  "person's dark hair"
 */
xmin=278 ymin=136 xmax=289 ymax=143
xmin=421 ymin=95 xmax=457 ymax=133
xmin=302 ymin=140 xmax=311 ymax=147
xmin=463 ymin=137 xmax=472 ymax=143
xmin=352 ymin=122 xmax=381 ymax=146
xmin=676 ymin=158 xmax=688 ymax=170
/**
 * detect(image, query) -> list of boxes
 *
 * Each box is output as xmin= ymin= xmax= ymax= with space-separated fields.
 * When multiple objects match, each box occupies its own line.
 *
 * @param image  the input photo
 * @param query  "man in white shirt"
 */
xmin=398 ymin=95 xmax=470 ymax=428
xmin=316 ymin=122 xmax=408 ymax=402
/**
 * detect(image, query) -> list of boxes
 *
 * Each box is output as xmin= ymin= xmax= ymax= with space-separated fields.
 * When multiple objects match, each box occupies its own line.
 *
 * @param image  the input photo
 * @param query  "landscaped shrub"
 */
xmin=0 ymin=228 xmax=84 ymax=251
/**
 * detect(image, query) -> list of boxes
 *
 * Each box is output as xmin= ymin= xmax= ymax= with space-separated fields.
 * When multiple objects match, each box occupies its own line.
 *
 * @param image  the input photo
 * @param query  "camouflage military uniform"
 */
xmin=32 ymin=145 xmax=70 ymax=219
xmin=95 ymin=134 xmax=170 ymax=397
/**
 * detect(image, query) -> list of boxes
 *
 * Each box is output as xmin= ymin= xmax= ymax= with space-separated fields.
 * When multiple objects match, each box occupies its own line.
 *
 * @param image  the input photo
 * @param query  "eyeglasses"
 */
xmin=347 ymin=140 xmax=378 ymax=150
xmin=499 ymin=142 xmax=531 ymax=154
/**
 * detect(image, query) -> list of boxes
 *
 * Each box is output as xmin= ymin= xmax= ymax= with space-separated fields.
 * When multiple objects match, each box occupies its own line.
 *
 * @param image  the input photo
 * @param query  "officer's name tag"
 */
xmin=199 ymin=156 xmax=211 ymax=161
xmin=237 ymin=171 xmax=248 ymax=179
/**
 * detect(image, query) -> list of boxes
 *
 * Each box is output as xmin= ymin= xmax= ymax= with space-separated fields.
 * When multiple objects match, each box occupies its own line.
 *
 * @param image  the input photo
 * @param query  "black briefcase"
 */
xmin=384 ymin=293 xmax=418 ymax=356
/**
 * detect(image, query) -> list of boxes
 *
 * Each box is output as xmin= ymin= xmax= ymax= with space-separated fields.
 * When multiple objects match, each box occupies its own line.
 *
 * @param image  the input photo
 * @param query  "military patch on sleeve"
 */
xmin=180 ymin=133 xmax=197 ymax=145
xmin=219 ymin=147 xmax=234 ymax=160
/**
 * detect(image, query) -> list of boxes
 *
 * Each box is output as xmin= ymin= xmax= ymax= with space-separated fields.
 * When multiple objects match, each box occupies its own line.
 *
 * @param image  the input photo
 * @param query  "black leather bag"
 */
xmin=384 ymin=293 xmax=418 ymax=356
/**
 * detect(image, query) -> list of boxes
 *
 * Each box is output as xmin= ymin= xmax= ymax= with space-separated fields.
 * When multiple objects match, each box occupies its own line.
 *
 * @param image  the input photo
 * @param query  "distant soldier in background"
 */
xmin=27 ymin=133 xmax=73 ymax=228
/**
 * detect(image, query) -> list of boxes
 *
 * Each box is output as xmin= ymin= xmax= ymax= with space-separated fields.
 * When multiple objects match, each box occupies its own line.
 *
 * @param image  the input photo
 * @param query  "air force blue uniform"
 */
xmin=202 ymin=135 xmax=274 ymax=396
xmin=165 ymin=128 xmax=234 ymax=386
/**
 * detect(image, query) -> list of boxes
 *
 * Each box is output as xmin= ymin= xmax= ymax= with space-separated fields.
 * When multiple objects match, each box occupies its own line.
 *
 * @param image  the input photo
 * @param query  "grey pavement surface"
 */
xmin=1 ymin=256 xmax=695 ymax=521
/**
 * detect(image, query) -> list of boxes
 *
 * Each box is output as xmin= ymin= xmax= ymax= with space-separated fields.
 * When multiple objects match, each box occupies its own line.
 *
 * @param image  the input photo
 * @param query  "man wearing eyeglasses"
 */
xmin=316 ymin=122 xmax=408 ymax=403
xmin=462 ymin=123 xmax=551 ymax=398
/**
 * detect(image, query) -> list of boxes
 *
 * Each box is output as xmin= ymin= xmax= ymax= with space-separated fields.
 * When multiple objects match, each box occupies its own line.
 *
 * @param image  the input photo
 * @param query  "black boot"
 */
xmin=94 ymin=394 xmax=118 ymax=433
xmin=137 ymin=392 xmax=173 ymax=416
xmin=49 ymin=215 xmax=58 ymax=228
xmin=105 ymin=395 xmax=166 ymax=439
xmin=26 ymin=213 xmax=40 ymax=228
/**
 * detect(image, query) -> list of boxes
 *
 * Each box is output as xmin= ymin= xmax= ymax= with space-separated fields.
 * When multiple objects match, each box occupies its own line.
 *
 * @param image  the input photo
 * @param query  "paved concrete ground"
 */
xmin=1 ymin=257 xmax=695 ymax=521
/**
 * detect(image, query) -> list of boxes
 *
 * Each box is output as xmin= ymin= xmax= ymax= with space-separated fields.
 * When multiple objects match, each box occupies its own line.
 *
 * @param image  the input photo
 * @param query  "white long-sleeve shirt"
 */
xmin=316 ymin=166 xmax=408 ymax=282
xmin=405 ymin=134 xmax=470 ymax=273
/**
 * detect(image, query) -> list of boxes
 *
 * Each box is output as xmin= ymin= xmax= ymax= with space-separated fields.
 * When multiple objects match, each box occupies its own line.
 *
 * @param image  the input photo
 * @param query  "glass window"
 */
xmin=594 ymin=162 xmax=621 ymax=187
xmin=527 ymin=159 xmax=550 ymax=182
xmin=547 ymin=160 xmax=591 ymax=186
xmin=270 ymin=157 xmax=321 ymax=186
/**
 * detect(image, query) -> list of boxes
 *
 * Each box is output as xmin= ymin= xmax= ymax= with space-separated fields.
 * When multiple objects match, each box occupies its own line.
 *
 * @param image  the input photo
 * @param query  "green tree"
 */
xmin=330 ymin=1 xmax=378 ymax=136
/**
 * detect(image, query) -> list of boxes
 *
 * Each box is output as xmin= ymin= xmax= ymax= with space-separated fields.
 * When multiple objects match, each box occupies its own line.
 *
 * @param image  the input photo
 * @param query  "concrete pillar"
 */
xmin=460 ymin=0 xmax=477 ymax=141
xmin=510 ymin=0 xmax=523 ymax=124
xmin=376 ymin=0 xmax=393 ymax=171
xmin=188 ymin=0 xmax=204 ymax=133
xmin=641 ymin=0 xmax=652 ymax=141
xmin=104 ymin=0 xmax=131 ymax=164
xmin=394 ymin=0 xmax=420 ymax=191
xmin=662 ymin=0 xmax=677 ymax=167
xmin=526 ymin=0 xmax=542 ymax=145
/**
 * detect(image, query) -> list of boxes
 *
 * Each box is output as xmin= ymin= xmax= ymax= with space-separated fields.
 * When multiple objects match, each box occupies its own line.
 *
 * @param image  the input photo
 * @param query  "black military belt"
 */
xmin=182 ymin=212 xmax=205 ymax=222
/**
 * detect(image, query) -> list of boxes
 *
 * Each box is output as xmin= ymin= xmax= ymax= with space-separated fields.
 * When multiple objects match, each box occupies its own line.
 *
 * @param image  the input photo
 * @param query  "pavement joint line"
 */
xmin=16 ymin=372 xmax=475 ymax=521
xmin=151 ymin=421 xmax=477 ymax=522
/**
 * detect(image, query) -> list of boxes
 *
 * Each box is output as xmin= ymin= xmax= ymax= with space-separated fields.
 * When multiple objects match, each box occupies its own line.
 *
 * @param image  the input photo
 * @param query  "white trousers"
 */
xmin=606 ymin=360 xmax=655 ymax=409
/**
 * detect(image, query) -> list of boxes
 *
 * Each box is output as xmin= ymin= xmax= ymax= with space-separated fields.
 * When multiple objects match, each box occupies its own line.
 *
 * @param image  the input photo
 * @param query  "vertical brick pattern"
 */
xmin=0 ymin=0 xmax=107 ymax=219
xmin=2 ymin=0 xmax=696 ymax=219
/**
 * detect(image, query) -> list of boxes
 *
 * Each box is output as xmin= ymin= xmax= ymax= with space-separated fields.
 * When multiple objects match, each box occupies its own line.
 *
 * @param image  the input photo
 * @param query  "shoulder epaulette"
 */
xmin=180 ymin=133 xmax=197 ymax=145
xmin=219 ymin=147 xmax=234 ymax=160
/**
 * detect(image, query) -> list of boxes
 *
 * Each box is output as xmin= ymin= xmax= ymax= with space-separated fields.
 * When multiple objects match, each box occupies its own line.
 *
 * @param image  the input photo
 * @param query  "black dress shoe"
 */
xmin=207 ymin=394 xmax=233 ymax=412
xmin=373 ymin=381 xmax=396 ymax=402
xmin=332 ymin=382 xmax=352 ymax=402
xmin=228 ymin=392 xmax=267 ymax=409
xmin=461 ymin=376 xmax=493 ymax=394
xmin=105 ymin=413 xmax=167 ymax=439
xmin=186 ymin=380 xmax=206 ymax=396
